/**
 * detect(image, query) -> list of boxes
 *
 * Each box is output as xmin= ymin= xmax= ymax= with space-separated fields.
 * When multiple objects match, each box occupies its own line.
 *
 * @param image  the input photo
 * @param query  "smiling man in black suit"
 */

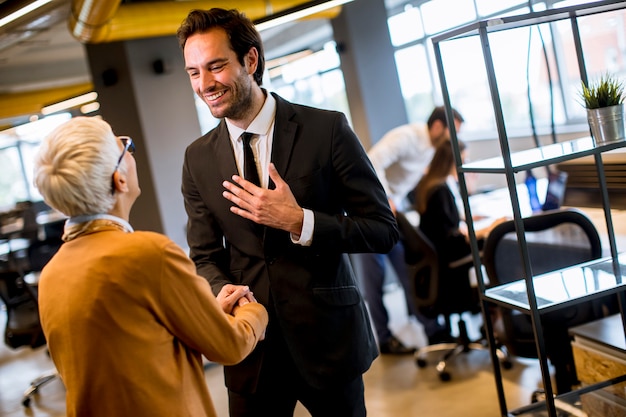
xmin=177 ymin=7 xmax=398 ymax=417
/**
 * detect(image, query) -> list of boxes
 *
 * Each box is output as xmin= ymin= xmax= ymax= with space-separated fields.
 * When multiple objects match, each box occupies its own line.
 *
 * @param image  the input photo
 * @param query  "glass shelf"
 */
xmin=461 ymin=137 xmax=626 ymax=174
xmin=485 ymin=254 xmax=626 ymax=313
xmin=510 ymin=374 xmax=626 ymax=417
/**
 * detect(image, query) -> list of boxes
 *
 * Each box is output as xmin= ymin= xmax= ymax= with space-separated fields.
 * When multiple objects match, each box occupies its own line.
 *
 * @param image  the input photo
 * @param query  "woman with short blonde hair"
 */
xmin=33 ymin=117 xmax=119 ymax=216
xmin=32 ymin=116 xmax=268 ymax=417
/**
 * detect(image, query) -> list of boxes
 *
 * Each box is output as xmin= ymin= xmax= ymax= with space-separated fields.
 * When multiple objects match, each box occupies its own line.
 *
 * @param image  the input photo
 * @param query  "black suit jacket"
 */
xmin=182 ymin=93 xmax=398 ymax=392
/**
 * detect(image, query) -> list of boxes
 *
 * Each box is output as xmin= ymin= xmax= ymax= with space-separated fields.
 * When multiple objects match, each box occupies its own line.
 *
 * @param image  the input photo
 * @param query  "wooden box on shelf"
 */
xmin=569 ymin=314 xmax=626 ymax=416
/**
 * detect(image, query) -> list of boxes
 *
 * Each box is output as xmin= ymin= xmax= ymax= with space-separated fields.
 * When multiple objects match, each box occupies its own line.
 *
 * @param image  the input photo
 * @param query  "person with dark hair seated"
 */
xmin=356 ymin=106 xmax=466 ymax=352
xmin=414 ymin=139 xmax=507 ymax=341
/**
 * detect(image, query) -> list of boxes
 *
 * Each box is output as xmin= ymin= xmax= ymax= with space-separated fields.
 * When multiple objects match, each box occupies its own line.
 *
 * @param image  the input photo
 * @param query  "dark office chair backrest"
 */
xmin=482 ymin=207 xmax=616 ymax=393
xmin=483 ymin=208 xmax=602 ymax=285
xmin=0 ymin=235 xmax=60 ymax=350
xmin=0 ymin=269 xmax=46 ymax=349
xmin=27 ymin=237 xmax=63 ymax=274
xmin=396 ymin=211 xmax=476 ymax=319
xmin=14 ymin=201 xmax=40 ymax=242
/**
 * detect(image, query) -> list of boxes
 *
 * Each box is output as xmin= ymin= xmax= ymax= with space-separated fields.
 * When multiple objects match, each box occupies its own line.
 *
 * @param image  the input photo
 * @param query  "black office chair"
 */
xmin=0 ymin=269 xmax=45 ymax=349
xmin=25 ymin=237 xmax=63 ymax=276
xmin=396 ymin=211 xmax=490 ymax=381
xmin=482 ymin=207 xmax=617 ymax=394
xmin=0 ymin=237 xmax=63 ymax=407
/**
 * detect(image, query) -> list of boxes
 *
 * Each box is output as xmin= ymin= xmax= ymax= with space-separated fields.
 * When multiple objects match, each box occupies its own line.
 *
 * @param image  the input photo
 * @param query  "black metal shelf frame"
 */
xmin=431 ymin=1 xmax=626 ymax=416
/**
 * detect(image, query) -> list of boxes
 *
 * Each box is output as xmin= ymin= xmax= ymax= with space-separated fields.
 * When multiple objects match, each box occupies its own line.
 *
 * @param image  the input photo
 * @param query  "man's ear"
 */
xmin=246 ymin=47 xmax=259 ymax=75
xmin=112 ymin=170 xmax=129 ymax=194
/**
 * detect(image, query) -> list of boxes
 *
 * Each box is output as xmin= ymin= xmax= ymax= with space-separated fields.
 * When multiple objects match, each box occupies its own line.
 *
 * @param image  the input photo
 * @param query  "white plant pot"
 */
xmin=587 ymin=103 xmax=626 ymax=144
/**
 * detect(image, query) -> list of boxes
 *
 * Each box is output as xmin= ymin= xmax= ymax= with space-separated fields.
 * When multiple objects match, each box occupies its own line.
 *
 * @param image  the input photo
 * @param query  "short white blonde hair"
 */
xmin=33 ymin=116 xmax=121 ymax=216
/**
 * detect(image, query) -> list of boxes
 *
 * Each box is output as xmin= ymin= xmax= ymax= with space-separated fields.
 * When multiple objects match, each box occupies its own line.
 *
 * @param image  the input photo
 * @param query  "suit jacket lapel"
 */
xmin=270 ymin=94 xmax=298 ymax=190
xmin=212 ymin=121 xmax=239 ymax=182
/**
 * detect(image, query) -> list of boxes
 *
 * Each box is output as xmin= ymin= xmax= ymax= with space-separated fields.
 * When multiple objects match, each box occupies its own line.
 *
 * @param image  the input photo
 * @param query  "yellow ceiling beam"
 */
xmin=0 ymin=83 xmax=94 ymax=122
xmin=70 ymin=0 xmax=339 ymax=43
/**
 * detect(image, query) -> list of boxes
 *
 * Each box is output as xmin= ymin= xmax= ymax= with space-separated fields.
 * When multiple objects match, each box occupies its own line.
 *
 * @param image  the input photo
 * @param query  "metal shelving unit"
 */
xmin=431 ymin=1 xmax=626 ymax=416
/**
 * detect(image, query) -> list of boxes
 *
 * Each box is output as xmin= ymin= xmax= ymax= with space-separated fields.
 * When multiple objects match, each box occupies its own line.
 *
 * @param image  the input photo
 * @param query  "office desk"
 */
xmin=36 ymin=210 xmax=66 ymax=240
xmin=35 ymin=210 xmax=67 ymax=226
xmin=557 ymin=148 xmax=626 ymax=209
xmin=0 ymin=210 xmax=66 ymax=267
xmin=469 ymin=179 xmax=542 ymax=220
xmin=469 ymin=180 xmax=626 ymax=256
xmin=0 ymin=219 xmax=23 ymax=240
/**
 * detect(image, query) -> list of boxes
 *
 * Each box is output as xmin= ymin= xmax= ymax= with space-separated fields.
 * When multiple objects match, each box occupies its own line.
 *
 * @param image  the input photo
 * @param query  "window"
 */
xmin=475 ymin=0 xmax=524 ymax=16
xmin=0 ymin=114 xmax=71 ymax=210
xmin=394 ymin=44 xmax=435 ymax=123
xmin=388 ymin=5 xmax=424 ymax=46
xmin=386 ymin=0 xmax=626 ymax=139
xmin=575 ymin=9 xmax=626 ymax=114
xmin=267 ymin=41 xmax=352 ymax=121
xmin=420 ymin=0 xmax=476 ymax=35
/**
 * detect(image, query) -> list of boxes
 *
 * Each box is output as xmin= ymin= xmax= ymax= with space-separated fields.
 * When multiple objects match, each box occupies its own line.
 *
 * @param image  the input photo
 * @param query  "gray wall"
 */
xmin=332 ymin=0 xmax=408 ymax=149
xmin=86 ymin=36 xmax=201 ymax=249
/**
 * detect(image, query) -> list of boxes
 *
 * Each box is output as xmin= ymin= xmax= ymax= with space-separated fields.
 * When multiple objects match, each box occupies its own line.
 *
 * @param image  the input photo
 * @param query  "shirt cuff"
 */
xmin=291 ymin=208 xmax=313 ymax=246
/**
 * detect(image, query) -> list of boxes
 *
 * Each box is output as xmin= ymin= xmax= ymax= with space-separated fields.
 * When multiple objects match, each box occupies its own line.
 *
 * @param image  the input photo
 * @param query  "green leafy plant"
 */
xmin=580 ymin=73 xmax=625 ymax=109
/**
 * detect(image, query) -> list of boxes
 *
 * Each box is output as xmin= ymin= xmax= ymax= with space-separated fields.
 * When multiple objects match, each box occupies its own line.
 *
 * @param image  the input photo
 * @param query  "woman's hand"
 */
xmin=216 ymin=284 xmax=256 ymax=315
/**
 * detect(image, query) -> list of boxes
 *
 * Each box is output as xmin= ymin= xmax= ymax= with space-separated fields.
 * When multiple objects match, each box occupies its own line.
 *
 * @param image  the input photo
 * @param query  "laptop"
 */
xmin=542 ymin=170 xmax=568 ymax=211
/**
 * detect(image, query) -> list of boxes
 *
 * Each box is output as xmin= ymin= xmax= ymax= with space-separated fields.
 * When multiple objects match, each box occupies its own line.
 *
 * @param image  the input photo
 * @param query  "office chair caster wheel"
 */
xmin=501 ymin=359 xmax=513 ymax=370
xmin=531 ymin=389 xmax=545 ymax=403
xmin=439 ymin=371 xmax=451 ymax=381
xmin=416 ymin=358 xmax=427 ymax=368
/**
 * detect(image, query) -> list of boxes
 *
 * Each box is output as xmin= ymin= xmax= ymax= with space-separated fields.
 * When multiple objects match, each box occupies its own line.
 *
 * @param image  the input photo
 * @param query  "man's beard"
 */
xmin=210 ymin=77 xmax=254 ymax=121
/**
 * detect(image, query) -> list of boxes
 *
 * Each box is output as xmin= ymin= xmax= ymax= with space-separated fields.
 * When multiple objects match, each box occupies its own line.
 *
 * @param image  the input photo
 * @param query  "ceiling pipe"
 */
xmin=0 ymin=1 xmax=342 ymax=123
xmin=69 ymin=0 xmax=122 ymax=43
xmin=69 ymin=0 xmax=341 ymax=44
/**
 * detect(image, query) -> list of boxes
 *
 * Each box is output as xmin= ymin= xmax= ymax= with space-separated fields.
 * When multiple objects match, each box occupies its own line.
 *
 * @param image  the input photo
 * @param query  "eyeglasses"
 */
xmin=111 ymin=136 xmax=136 ymax=194
xmin=113 ymin=136 xmax=135 ymax=173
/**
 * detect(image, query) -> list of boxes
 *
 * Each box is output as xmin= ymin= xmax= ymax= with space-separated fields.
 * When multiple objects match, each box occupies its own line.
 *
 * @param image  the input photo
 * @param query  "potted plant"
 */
xmin=580 ymin=73 xmax=626 ymax=144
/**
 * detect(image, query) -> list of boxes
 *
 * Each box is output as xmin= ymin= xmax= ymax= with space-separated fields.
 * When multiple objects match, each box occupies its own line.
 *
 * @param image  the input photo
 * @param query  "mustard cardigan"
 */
xmin=38 ymin=224 xmax=268 ymax=417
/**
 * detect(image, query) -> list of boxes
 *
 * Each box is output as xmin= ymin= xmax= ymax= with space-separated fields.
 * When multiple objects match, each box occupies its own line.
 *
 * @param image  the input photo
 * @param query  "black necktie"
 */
xmin=241 ymin=132 xmax=260 ymax=186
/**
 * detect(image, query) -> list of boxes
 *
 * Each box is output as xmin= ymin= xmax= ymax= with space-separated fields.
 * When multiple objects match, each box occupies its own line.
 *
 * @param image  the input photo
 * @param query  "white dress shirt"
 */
xmin=367 ymin=122 xmax=434 ymax=211
xmin=225 ymin=93 xmax=313 ymax=245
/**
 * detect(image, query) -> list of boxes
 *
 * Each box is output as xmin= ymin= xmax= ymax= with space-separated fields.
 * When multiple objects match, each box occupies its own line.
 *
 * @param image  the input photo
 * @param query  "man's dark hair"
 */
xmin=427 ymin=106 xmax=464 ymax=129
xmin=176 ymin=8 xmax=265 ymax=86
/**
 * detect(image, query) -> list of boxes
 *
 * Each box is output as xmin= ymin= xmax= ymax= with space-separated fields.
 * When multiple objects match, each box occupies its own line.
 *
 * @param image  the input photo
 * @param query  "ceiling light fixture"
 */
xmin=266 ymin=49 xmax=314 ymax=70
xmin=80 ymin=102 xmax=100 ymax=115
xmin=254 ymin=0 xmax=354 ymax=32
xmin=41 ymin=92 xmax=98 ymax=116
xmin=0 ymin=0 xmax=54 ymax=28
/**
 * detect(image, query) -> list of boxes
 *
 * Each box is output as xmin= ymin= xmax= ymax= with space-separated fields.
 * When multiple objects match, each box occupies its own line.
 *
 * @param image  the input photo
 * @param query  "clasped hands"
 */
xmin=217 ymin=284 xmax=257 ymax=314
xmin=217 ymin=284 xmax=266 ymax=340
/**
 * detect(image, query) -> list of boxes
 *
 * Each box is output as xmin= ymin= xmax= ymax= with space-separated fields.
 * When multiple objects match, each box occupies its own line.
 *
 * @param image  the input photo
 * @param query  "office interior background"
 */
xmin=0 ymin=0 xmax=624 ymax=250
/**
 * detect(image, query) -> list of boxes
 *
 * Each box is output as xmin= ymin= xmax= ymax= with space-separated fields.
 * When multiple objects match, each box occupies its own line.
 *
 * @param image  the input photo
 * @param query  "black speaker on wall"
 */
xmin=102 ymin=68 xmax=118 ymax=86
xmin=152 ymin=59 xmax=167 ymax=75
